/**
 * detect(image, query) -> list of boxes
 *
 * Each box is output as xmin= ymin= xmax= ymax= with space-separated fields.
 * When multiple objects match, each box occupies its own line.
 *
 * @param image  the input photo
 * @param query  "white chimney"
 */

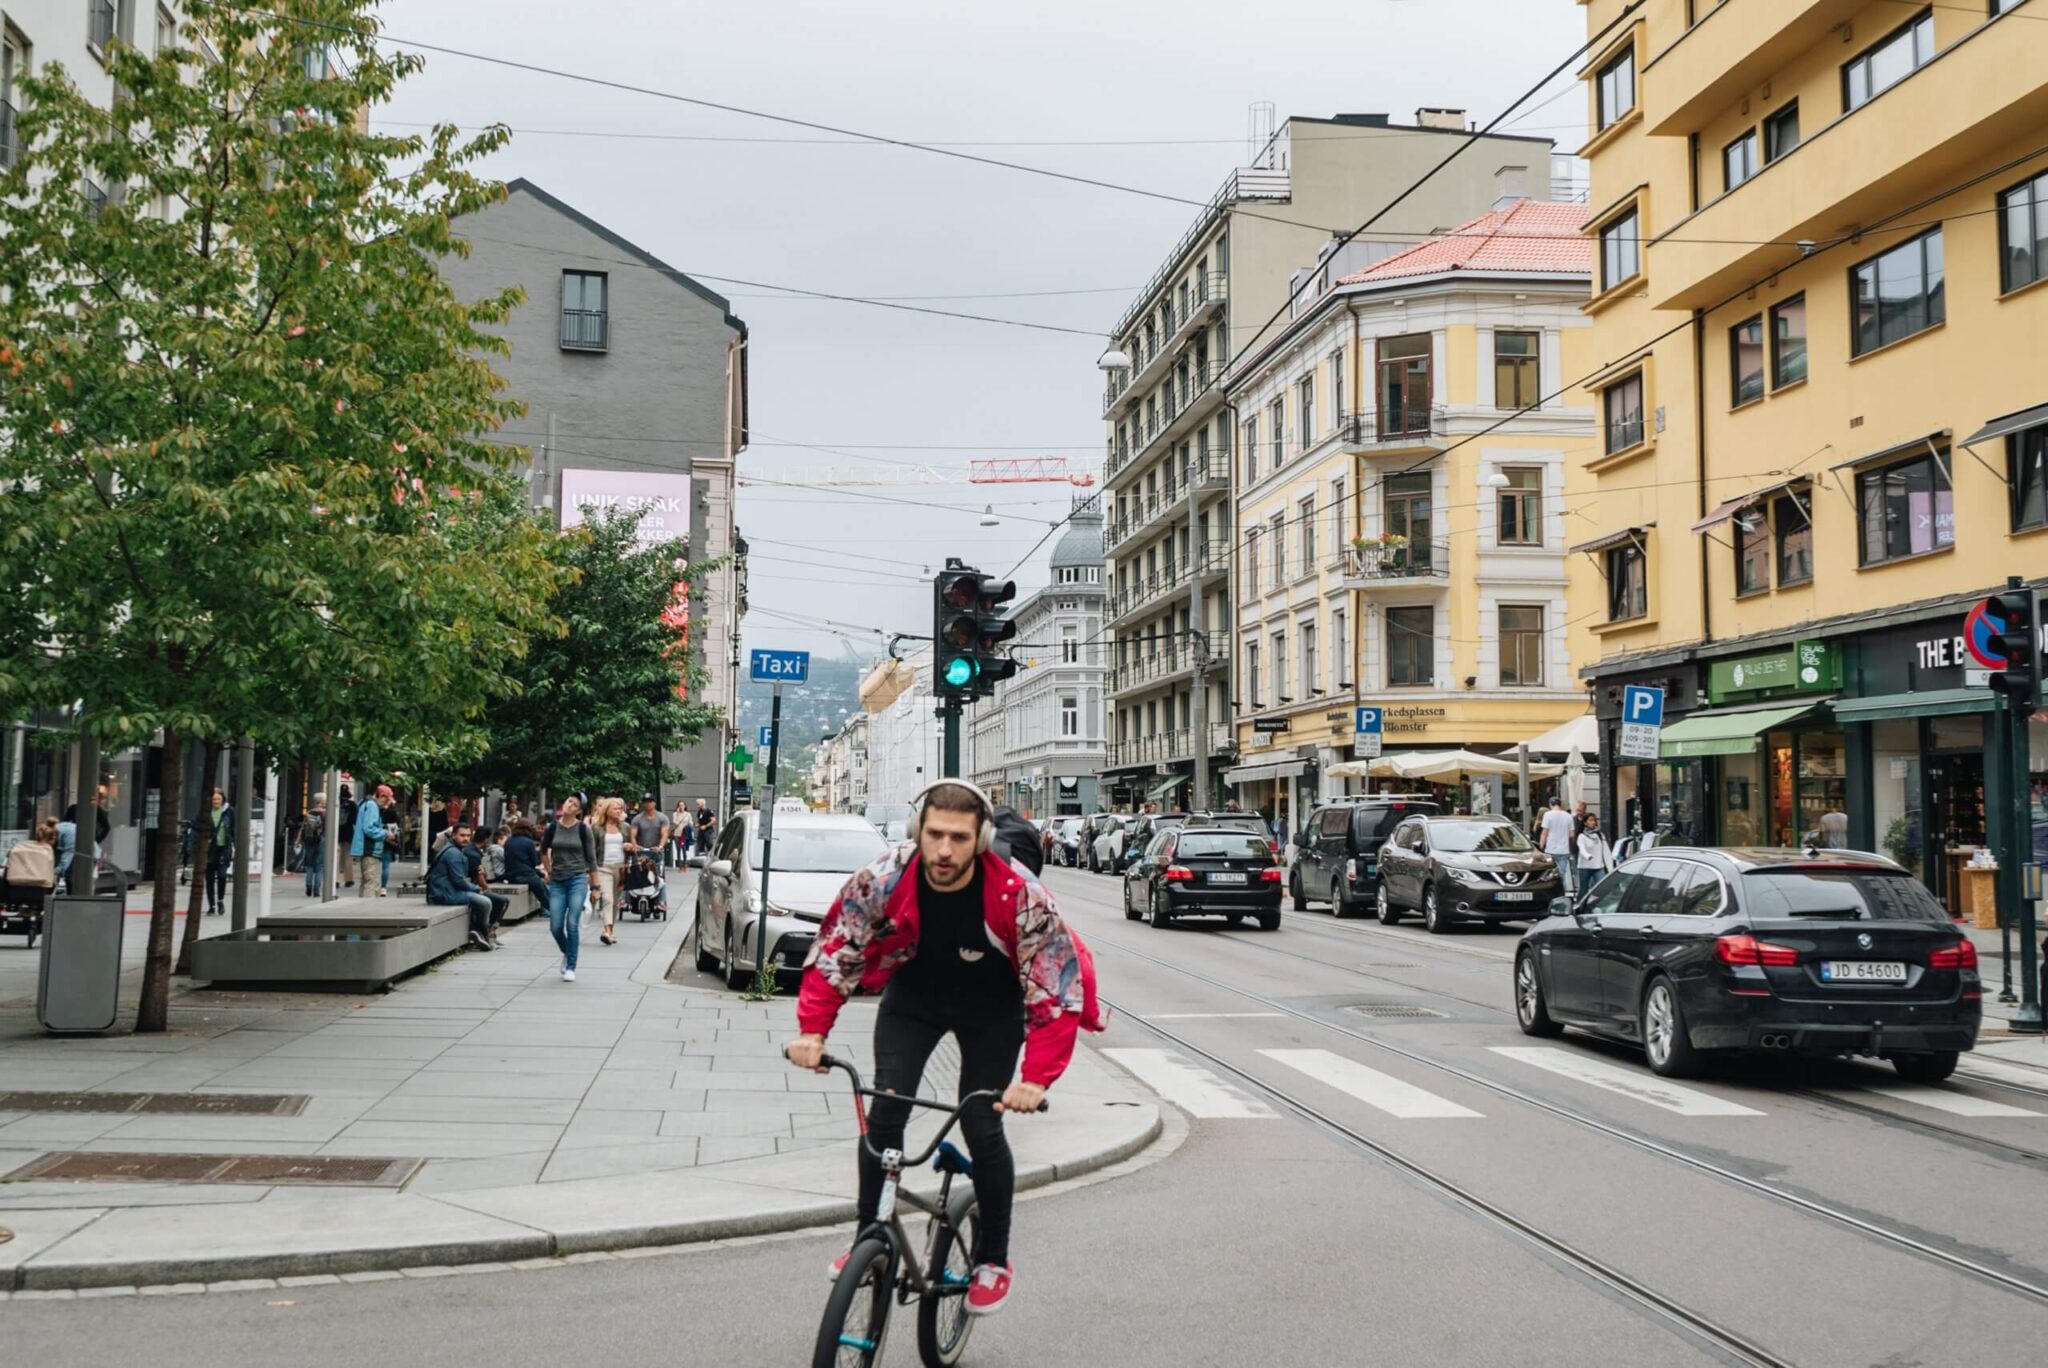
xmin=1494 ymin=164 xmax=1529 ymax=210
xmin=1415 ymin=107 xmax=1467 ymax=131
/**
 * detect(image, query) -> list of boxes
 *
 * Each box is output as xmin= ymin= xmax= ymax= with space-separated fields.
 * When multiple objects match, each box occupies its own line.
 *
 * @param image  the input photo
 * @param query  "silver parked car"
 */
xmin=694 ymin=811 xmax=886 ymax=989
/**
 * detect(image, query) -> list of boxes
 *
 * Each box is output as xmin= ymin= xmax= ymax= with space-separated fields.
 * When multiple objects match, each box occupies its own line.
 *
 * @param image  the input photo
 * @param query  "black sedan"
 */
xmin=1374 ymin=814 xmax=1562 ymax=933
xmin=1123 ymin=829 xmax=1282 ymax=930
xmin=1514 ymin=848 xmax=1982 ymax=1080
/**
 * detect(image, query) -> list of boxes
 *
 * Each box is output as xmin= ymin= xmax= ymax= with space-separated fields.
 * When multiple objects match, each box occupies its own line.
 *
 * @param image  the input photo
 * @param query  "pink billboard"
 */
xmin=557 ymin=468 xmax=695 ymax=553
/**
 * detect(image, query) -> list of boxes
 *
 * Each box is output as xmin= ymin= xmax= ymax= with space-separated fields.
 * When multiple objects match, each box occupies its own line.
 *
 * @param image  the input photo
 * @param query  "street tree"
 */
xmin=0 ymin=1 xmax=562 ymax=1030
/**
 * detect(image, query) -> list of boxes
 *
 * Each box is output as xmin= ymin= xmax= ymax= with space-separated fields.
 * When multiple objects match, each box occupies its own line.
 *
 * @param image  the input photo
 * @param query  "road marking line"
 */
xmin=1099 ymin=1048 xmax=1277 ymax=1119
xmin=1259 ymin=1048 xmax=1482 ymax=1119
xmin=1147 ymin=1012 xmax=1288 ymax=1019
xmin=1956 ymin=1057 xmax=2048 ymax=1090
xmin=1488 ymin=1046 xmax=1763 ymax=1117
xmin=1853 ymin=1084 xmax=2044 ymax=1119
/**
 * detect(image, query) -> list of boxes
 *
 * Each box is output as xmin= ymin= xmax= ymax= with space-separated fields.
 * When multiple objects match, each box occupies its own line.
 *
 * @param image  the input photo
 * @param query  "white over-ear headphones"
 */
xmin=909 ymin=779 xmax=997 ymax=855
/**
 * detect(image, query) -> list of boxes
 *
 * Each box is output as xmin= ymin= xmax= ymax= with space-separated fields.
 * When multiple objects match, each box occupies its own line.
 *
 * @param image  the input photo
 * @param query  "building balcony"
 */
xmin=1642 ymin=0 xmax=1867 ymax=139
xmin=1337 ymin=539 xmax=1452 ymax=590
xmin=1105 ymin=721 xmax=1235 ymax=771
xmin=1339 ymin=407 xmax=1449 ymax=456
xmin=1109 ymin=631 xmax=1227 ymax=695
xmin=1107 ymin=556 xmax=1200 ymax=625
xmin=1106 ymin=368 xmax=1227 ymax=492
xmin=1650 ymin=11 xmax=2048 ymax=311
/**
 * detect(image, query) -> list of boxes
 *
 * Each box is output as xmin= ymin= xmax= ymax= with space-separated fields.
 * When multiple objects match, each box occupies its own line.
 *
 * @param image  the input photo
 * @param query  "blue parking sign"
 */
xmin=1619 ymin=685 xmax=1665 ymax=761
xmin=758 ymin=724 xmax=775 ymax=750
xmin=749 ymin=649 xmax=810 ymax=684
xmin=1353 ymin=706 xmax=1383 ymax=759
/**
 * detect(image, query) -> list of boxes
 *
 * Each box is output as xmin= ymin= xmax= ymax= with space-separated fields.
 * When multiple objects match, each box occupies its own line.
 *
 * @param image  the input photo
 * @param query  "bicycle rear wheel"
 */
xmin=813 ymin=1237 xmax=895 ymax=1368
xmin=916 ymin=1205 xmax=979 ymax=1367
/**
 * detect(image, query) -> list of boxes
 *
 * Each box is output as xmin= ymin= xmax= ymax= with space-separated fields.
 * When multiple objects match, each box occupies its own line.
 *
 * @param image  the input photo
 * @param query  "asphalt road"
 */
xmin=12 ymin=864 xmax=2048 ymax=1366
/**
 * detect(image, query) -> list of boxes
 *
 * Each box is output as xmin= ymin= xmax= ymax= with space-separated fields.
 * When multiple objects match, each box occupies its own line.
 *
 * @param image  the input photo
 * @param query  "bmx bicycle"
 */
xmin=800 ymin=1050 xmax=1046 ymax=1368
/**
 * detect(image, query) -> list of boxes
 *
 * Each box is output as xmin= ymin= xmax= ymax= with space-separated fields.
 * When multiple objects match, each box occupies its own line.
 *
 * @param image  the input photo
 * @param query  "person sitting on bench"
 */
xmin=429 ymin=823 xmax=506 ymax=951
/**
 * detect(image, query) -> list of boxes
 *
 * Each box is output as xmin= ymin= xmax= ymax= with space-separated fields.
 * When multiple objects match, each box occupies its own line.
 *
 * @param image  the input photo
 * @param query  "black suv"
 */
xmin=1120 ymin=812 xmax=1189 ymax=871
xmin=1291 ymin=796 xmax=1441 ymax=918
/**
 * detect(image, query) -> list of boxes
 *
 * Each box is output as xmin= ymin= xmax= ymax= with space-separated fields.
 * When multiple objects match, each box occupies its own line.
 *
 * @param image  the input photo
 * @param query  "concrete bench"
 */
xmin=190 ymin=896 xmax=470 ymax=993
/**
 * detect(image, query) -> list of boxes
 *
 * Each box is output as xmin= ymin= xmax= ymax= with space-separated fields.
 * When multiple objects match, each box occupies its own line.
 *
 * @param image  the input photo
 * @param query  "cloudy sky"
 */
xmin=375 ymin=0 xmax=1588 ymax=660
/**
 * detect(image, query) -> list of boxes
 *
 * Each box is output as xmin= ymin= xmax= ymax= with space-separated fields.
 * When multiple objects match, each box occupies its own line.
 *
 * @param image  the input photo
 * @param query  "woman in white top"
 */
xmin=592 ymin=797 xmax=629 ymax=945
xmin=1575 ymin=815 xmax=1614 ymax=897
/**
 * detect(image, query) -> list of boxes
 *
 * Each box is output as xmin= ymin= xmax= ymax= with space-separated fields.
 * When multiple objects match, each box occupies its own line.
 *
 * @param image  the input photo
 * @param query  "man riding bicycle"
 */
xmin=786 ymin=779 xmax=1102 ymax=1318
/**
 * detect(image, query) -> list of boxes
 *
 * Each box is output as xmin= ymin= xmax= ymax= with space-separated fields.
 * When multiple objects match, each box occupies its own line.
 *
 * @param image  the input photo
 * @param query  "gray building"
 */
xmin=965 ymin=499 xmax=1106 ymax=818
xmin=441 ymin=179 xmax=749 ymax=811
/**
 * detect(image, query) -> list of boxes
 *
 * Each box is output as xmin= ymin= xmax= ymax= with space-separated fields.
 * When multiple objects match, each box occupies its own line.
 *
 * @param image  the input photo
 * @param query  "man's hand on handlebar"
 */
xmin=785 ymin=1034 xmax=828 ymax=1073
xmin=998 ymin=1081 xmax=1047 ymax=1114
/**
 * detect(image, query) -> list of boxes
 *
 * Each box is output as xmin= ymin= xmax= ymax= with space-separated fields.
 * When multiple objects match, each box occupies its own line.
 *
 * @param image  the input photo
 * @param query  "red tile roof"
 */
xmin=1336 ymin=200 xmax=1591 ymax=284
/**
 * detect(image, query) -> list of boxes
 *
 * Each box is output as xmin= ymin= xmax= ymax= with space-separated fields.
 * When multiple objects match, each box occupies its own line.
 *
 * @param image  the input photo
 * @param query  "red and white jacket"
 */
xmin=797 ymin=846 xmax=1105 ymax=1087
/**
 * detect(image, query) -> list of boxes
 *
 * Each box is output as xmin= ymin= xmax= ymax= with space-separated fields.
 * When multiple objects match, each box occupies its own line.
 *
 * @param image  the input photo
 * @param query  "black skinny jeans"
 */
xmin=857 ymin=986 xmax=1025 ymax=1266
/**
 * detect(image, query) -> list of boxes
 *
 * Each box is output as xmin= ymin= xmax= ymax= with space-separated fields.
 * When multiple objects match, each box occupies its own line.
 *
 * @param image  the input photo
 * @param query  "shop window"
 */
xmin=2011 ymin=424 xmax=2048 ymax=532
xmin=1729 ymin=315 xmax=1764 ymax=407
xmin=1718 ymin=752 xmax=1765 ymax=846
xmin=1603 ymin=372 xmax=1645 ymax=455
xmin=1850 ymin=227 xmax=1944 ymax=356
xmin=1773 ymin=493 xmax=1813 ymax=585
xmin=1606 ymin=542 xmax=1648 ymax=621
xmin=1770 ymin=295 xmax=1807 ymax=388
xmin=1871 ymin=719 xmax=1922 ymax=880
xmin=1499 ymin=606 xmax=1543 ymax=686
xmin=1386 ymin=607 xmax=1434 ymax=687
xmin=1735 ymin=510 xmax=1770 ymax=594
xmin=1856 ymin=449 xmax=1953 ymax=564
xmin=1999 ymin=168 xmax=2048 ymax=294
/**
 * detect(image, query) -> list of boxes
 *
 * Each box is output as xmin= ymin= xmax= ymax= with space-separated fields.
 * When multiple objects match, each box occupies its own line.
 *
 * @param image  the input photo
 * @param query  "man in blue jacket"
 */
xmin=350 ymin=783 xmax=391 ymax=897
xmin=428 ymin=823 xmax=498 ymax=952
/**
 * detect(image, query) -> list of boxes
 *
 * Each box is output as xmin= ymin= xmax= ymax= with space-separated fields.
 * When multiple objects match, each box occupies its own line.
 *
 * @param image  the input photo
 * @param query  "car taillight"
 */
xmin=1715 ymin=934 xmax=1799 ymax=966
xmin=1928 ymin=940 xmax=1978 ymax=970
xmin=1163 ymin=865 xmax=1194 ymax=883
xmin=1260 ymin=867 xmax=1282 ymax=883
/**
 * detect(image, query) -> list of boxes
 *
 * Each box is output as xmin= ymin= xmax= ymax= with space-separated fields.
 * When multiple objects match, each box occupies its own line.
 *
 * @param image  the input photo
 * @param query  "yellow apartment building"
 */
xmin=1222 ymin=200 xmax=1598 ymax=832
xmin=1576 ymin=0 xmax=2048 ymax=912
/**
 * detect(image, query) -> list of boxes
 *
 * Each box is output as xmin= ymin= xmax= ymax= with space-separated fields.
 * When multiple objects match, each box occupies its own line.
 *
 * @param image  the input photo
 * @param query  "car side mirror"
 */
xmin=708 ymin=859 xmax=733 ymax=878
xmin=1549 ymin=896 xmax=1573 ymax=918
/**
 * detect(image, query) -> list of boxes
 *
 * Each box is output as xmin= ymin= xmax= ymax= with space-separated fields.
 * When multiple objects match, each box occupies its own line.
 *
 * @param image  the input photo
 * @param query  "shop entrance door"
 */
xmin=1923 ymin=751 xmax=1986 ymax=916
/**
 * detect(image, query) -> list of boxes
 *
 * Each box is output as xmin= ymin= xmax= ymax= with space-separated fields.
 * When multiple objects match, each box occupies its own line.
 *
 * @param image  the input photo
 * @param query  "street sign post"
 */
xmin=1618 ymin=686 xmax=1665 ymax=762
xmin=748 ymin=649 xmax=810 ymax=684
xmin=742 ymin=650 xmax=806 ymax=996
xmin=1353 ymin=707 xmax=1383 ymax=759
xmin=758 ymin=724 xmax=774 ymax=750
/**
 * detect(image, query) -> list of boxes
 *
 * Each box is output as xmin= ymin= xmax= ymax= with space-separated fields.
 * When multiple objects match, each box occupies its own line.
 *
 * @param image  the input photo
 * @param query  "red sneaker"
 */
xmin=827 ymin=1247 xmax=850 ymax=1282
xmin=964 ymin=1262 xmax=1012 ymax=1316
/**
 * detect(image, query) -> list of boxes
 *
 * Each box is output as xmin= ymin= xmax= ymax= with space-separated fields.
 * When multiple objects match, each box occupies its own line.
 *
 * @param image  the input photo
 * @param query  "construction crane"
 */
xmin=739 ymin=456 xmax=1095 ymax=489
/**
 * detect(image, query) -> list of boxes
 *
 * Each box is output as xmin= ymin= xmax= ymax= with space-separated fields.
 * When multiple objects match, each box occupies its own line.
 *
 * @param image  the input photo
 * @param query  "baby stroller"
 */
xmin=621 ymin=854 xmax=667 ymax=922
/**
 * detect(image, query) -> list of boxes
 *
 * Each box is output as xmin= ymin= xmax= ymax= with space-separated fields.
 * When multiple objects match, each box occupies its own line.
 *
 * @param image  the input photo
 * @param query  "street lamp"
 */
xmin=1096 ymin=345 xmax=1131 ymax=371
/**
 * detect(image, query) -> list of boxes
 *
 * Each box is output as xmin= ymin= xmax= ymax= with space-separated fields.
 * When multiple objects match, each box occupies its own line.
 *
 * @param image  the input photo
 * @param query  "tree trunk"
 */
xmin=175 ymin=738 xmax=222 ymax=976
xmin=136 ymin=733 xmax=187 ymax=1034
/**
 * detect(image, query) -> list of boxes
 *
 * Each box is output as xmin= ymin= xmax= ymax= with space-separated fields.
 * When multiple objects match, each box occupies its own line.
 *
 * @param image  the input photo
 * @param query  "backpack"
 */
xmin=299 ymin=812 xmax=323 ymax=846
xmin=543 ymin=819 xmax=597 ymax=872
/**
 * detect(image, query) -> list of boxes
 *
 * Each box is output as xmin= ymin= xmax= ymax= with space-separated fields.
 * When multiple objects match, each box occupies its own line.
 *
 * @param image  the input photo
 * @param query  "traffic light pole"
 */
xmin=940 ymin=696 xmax=962 ymax=780
xmin=1995 ymin=577 xmax=2041 ymax=1032
xmin=752 ymin=685 xmax=782 ymax=989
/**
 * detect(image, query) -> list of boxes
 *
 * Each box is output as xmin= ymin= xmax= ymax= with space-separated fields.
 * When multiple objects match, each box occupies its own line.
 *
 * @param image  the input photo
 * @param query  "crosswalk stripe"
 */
xmin=1488 ymin=1046 xmax=1763 ymax=1117
xmin=1853 ymin=1084 xmax=2044 ymax=1119
xmin=1100 ymin=1048 xmax=1277 ymax=1119
xmin=1259 ymin=1048 xmax=1482 ymax=1119
xmin=1955 ymin=1057 xmax=2048 ymax=1091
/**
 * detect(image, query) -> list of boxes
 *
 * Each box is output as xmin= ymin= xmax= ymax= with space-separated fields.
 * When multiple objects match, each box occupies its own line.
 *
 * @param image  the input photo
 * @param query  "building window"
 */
xmin=1856 ymin=449 xmax=1954 ymax=565
xmin=1762 ymin=101 xmax=1800 ymax=163
xmin=1735 ymin=508 xmax=1771 ymax=594
xmin=1298 ymin=495 xmax=1316 ymax=575
xmin=1272 ymin=630 xmax=1289 ymax=700
xmin=1723 ymin=129 xmax=1758 ymax=192
xmin=1297 ymin=376 xmax=1315 ymax=446
xmin=1499 ymin=606 xmax=1543 ymax=686
xmin=1330 ymin=349 xmax=1345 ymax=423
xmin=1606 ymin=542 xmax=1648 ymax=621
xmin=1730 ymin=315 xmax=1765 ymax=407
xmin=1384 ymin=472 xmax=1434 ymax=573
xmin=88 ymin=0 xmax=117 ymax=53
xmin=1246 ymin=642 xmax=1262 ymax=708
xmin=1998 ymin=169 xmax=2048 ymax=294
xmin=1850 ymin=228 xmax=1944 ymax=356
xmin=1493 ymin=330 xmax=1538 ymax=409
xmin=0 ymin=28 xmax=23 ymax=173
xmin=2012 ymin=425 xmax=2048 ymax=532
xmin=1386 ymin=607 xmax=1434 ymax=687
xmin=560 ymin=270 xmax=609 ymax=352
xmin=1599 ymin=209 xmax=1641 ymax=291
xmin=1300 ymin=623 xmax=1318 ymax=695
xmin=1269 ymin=514 xmax=1286 ymax=590
xmin=1329 ymin=478 xmax=1346 ymax=561
xmin=1774 ymin=493 xmax=1813 ymax=584
xmin=1595 ymin=45 xmax=1635 ymax=130
xmin=1770 ymin=295 xmax=1807 ymax=388
xmin=1331 ymin=608 xmax=1349 ymax=686
xmin=1060 ymin=693 xmax=1079 ymax=737
xmin=1244 ymin=528 xmax=1259 ymax=599
xmin=1602 ymin=372 xmax=1645 ymax=454
xmin=1241 ymin=416 xmax=1259 ymax=484
xmin=1267 ymin=399 xmax=1285 ymax=471
xmin=1843 ymin=9 xmax=1933 ymax=113
xmin=1376 ymin=333 xmax=1431 ymax=436
xmin=1060 ymin=624 xmax=1079 ymax=664
xmin=1498 ymin=467 xmax=1542 ymax=546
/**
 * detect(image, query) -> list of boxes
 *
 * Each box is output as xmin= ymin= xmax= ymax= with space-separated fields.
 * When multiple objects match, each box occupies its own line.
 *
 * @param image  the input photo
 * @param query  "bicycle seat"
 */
xmin=933 ymin=1140 xmax=973 ymax=1177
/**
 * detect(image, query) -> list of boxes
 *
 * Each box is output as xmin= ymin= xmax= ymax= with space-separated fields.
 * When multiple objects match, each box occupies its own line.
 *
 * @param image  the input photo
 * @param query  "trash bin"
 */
xmin=37 ymin=894 xmax=125 ymax=1034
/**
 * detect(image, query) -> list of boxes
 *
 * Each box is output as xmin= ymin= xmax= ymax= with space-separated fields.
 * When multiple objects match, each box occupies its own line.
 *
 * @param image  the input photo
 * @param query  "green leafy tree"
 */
xmin=459 ymin=510 xmax=723 ymax=804
xmin=0 ymin=1 xmax=563 ymax=1030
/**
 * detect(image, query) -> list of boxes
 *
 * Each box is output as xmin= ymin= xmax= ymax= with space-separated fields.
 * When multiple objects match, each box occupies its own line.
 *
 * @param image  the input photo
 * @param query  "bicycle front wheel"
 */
xmin=916 ymin=1205 xmax=979 ymax=1367
xmin=813 ymin=1237 xmax=895 ymax=1368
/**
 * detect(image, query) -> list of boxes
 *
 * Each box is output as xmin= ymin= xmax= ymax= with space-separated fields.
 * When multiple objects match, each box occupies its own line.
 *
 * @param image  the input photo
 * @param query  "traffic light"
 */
xmin=932 ymin=561 xmax=1018 ymax=701
xmin=1988 ymin=589 xmax=2040 ymax=709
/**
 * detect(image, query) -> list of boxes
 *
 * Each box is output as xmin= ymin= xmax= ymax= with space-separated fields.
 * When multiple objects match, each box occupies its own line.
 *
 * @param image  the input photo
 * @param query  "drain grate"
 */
xmin=0 ymin=1091 xmax=307 ymax=1117
xmin=6 ymin=1152 xmax=420 ymax=1188
xmin=1343 ymin=1003 xmax=1447 ymax=1021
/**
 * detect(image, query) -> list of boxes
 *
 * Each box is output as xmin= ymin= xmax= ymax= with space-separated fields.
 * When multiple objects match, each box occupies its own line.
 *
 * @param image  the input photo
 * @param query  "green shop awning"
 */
xmin=1830 ymin=688 xmax=1995 ymax=722
xmin=1658 ymin=703 xmax=1822 ymax=758
xmin=1143 ymin=775 xmax=1190 ymax=801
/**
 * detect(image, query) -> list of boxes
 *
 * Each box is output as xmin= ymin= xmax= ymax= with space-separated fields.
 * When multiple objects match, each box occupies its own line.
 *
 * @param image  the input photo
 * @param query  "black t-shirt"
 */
xmin=895 ymin=865 xmax=1021 ymax=1014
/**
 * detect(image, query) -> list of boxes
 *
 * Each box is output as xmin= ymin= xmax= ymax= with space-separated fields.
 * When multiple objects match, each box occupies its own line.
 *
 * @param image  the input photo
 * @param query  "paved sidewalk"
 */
xmin=0 ymin=874 xmax=1159 ymax=1290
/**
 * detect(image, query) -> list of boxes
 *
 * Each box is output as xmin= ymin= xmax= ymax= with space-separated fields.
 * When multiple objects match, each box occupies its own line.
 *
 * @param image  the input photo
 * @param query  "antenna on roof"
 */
xmin=1247 ymin=101 xmax=1276 ymax=164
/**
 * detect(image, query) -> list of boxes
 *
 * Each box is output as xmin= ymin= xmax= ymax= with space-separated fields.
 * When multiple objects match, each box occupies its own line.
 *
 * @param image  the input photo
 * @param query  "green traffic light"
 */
xmin=944 ymin=656 xmax=977 ymax=688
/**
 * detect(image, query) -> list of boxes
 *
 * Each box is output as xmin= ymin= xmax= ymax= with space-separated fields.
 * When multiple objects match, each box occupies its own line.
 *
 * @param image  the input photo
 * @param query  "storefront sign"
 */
xmin=1252 ymin=718 xmax=1289 ymax=734
xmin=1380 ymin=705 xmax=1447 ymax=733
xmin=1706 ymin=640 xmax=1837 ymax=702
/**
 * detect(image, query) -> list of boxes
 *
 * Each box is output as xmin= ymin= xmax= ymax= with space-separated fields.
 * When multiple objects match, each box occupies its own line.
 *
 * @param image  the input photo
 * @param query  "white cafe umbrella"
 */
xmin=1563 ymin=746 xmax=1587 ymax=808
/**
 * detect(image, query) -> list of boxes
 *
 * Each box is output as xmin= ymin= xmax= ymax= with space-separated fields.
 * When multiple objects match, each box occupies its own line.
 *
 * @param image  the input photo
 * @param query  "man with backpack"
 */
xmin=299 ymin=797 xmax=327 ymax=897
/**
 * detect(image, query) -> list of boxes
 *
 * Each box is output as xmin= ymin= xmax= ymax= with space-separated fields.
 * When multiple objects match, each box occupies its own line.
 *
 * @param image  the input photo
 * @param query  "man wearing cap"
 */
xmin=786 ymin=779 xmax=1104 ymax=1319
xmin=351 ymin=783 xmax=393 ymax=897
xmin=627 ymin=794 xmax=669 ymax=870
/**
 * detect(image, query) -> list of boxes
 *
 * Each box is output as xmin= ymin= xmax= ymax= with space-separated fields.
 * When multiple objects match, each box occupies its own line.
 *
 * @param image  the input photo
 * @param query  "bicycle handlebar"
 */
xmin=794 ymin=1050 xmax=1047 ymax=1169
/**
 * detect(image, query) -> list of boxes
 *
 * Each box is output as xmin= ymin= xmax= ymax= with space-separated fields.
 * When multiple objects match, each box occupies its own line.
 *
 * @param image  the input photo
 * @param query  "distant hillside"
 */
xmin=737 ymin=656 xmax=867 ymax=748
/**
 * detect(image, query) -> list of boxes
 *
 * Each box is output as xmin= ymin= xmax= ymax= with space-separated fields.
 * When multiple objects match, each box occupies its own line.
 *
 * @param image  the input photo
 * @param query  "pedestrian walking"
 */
xmin=299 ymin=797 xmax=327 ymax=897
xmin=1576 ymin=815 xmax=1614 ymax=897
xmin=693 ymin=799 xmax=715 ymax=859
xmin=541 ymin=797 xmax=597 ymax=981
xmin=337 ymin=784 xmax=357 ymax=888
xmin=591 ymin=797 xmax=629 ymax=946
xmin=629 ymin=793 xmax=668 ymax=873
xmin=670 ymin=800 xmax=690 ymax=866
xmin=350 ymin=783 xmax=392 ymax=897
xmin=378 ymin=790 xmax=401 ymax=891
xmin=428 ymin=822 xmax=499 ymax=952
xmin=1539 ymin=796 xmax=1577 ymax=896
xmin=206 ymin=787 xmax=236 ymax=915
